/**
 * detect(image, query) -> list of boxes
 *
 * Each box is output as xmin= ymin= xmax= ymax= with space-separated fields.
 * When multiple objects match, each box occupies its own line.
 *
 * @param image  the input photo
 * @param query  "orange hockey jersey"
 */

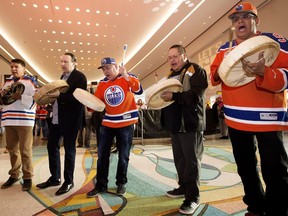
xmin=210 ymin=32 xmax=288 ymax=132
xmin=94 ymin=73 xmax=143 ymax=128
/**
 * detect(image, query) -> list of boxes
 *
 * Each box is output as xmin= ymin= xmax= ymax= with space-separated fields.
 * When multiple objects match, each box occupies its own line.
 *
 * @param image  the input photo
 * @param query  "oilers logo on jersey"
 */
xmin=104 ymin=85 xmax=125 ymax=107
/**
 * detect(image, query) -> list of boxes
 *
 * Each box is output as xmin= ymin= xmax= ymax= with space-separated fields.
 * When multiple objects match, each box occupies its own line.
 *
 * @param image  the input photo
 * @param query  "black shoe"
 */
xmin=84 ymin=145 xmax=90 ymax=148
xmin=22 ymin=179 xmax=32 ymax=191
xmin=76 ymin=144 xmax=83 ymax=148
xmin=36 ymin=178 xmax=61 ymax=189
xmin=179 ymin=200 xmax=199 ymax=215
xmin=220 ymin=136 xmax=229 ymax=139
xmin=86 ymin=187 xmax=107 ymax=198
xmin=166 ymin=186 xmax=185 ymax=198
xmin=55 ymin=182 xmax=74 ymax=196
xmin=1 ymin=177 xmax=20 ymax=189
xmin=116 ymin=184 xmax=126 ymax=196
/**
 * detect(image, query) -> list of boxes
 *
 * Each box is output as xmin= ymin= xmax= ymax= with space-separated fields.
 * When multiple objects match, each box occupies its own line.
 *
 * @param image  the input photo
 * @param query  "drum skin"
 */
xmin=145 ymin=79 xmax=183 ymax=110
xmin=0 ymin=82 xmax=25 ymax=105
xmin=73 ymin=88 xmax=105 ymax=112
xmin=218 ymin=35 xmax=280 ymax=87
xmin=34 ymin=80 xmax=69 ymax=105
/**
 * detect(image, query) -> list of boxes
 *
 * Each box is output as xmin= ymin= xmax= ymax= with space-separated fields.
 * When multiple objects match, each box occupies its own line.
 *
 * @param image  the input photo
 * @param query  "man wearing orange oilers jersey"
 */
xmin=86 ymin=57 xmax=143 ymax=197
xmin=210 ymin=2 xmax=288 ymax=216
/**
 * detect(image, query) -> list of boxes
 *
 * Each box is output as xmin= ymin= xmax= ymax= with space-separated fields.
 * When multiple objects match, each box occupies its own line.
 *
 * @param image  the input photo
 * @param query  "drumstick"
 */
xmin=122 ymin=44 xmax=128 ymax=66
xmin=228 ymin=27 xmax=235 ymax=52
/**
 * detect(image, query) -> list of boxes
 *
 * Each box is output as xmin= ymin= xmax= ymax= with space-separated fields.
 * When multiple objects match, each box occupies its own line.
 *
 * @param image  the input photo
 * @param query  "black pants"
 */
xmin=170 ymin=131 xmax=204 ymax=203
xmin=47 ymin=124 xmax=78 ymax=184
xmin=229 ymin=127 xmax=288 ymax=216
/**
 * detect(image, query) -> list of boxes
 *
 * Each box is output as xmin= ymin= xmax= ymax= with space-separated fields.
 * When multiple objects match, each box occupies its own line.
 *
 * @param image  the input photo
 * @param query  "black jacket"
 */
xmin=161 ymin=61 xmax=208 ymax=133
xmin=57 ymin=69 xmax=87 ymax=134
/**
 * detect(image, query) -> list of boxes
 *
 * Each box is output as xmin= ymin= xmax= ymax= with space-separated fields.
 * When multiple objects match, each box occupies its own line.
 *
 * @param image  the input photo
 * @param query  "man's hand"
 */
xmin=119 ymin=66 xmax=129 ymax=81
xmin=46 ymin=89 xmax=60 ymax=99
xmin=242 ymin=51 xmax=266 ymax=77
xmin=11 ymin=92 xmax=22 ymax=100
xmin=160 ymin=90 xmax=173 ymax=102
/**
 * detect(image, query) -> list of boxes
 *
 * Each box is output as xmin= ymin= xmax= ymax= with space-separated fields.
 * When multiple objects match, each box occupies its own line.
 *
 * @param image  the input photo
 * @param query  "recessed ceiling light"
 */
xmin=68 ymin=21 xmax=72 ymax=24
xmin=86 ymin=9 xmax=90 ymax=13
xmin=96 ymin=10 xmax=100 ymax=14
xmin=52 ymin=31 xmax=56 ymax=34
xmin=76 ymin=8 xmax=80 ymax=12
xmin=65 ymin=7 xmax=70 ymax=11
xmin=55 ymin=6 xmax=60 ymax=10
xmin=58 ymin=20 xmax=63 ymax=23
xmin=33 ymin=4 xmax=38 ymax=8
xmin=48 ymin=19 xmax=53 ymax=23
xmin=86 ymin=22 xmax=90 ymax=26
xmin=44 ymin=5 xmax=49 ymax=9
xmin=22 ymin=3 xmax=26 ymax=7
xmin=106 ymin=11 xmax=110 ymax=15
xmin=77 ymin=21 xmax=81 ymax=25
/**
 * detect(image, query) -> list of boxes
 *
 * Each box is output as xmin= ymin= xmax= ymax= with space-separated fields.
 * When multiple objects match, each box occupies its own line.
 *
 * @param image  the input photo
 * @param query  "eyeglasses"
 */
xmin=231 ymin=13 xmax=255 ymax=23
xmin=167 ymin=54 xmax=182 ymax=61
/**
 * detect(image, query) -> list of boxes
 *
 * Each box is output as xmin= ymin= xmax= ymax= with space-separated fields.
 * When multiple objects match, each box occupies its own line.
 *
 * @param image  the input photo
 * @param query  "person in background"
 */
xmin=210 ymin=2 xmax=288 ymax=216
xmin=33 ymin=105 xmax=41 ymax=136
xmin=217 ymin=97 xmax=228 ymax=139
xmin=160 ymin=44 xmax=208 ymax=215
xmin=39 ymin=105 xmax=48 ymax=140
xmin=0 ymin=58 xmax=38 ymax=191
xmin=136 ymin=98 xmax=147 ymax=109
xmin=86 ymin=57 xmax=143 ymax=197
xmin=36 ymin=53 xmax=87 ymax=196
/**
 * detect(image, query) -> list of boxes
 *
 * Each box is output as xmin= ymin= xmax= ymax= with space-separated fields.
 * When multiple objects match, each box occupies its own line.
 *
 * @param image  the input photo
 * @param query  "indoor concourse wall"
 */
xmin=142 ymin=0 xmax=288 ymax=103
xmin=0 ymin=57 xmax=11 ymax=86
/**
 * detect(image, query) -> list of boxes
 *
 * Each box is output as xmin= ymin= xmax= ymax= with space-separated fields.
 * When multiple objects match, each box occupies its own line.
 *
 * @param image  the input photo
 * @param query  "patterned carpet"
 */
xmin=0 ymin=137 xmax=251 ymax=216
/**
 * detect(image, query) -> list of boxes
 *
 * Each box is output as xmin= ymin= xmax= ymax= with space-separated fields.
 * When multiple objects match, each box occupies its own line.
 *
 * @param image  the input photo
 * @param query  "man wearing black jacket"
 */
xmin=161 ymin=45 xmax=208 ymax=215
xmin=36 ymin=53 xmax=87 ymax=195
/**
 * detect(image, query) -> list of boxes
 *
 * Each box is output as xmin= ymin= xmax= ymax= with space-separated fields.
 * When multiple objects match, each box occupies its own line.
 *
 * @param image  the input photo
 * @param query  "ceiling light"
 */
xmin=76 ymin=8 xmax=80 ymax=12
xmin=44 ymin=5 xmax=49 ymax=9
xmin=48 ymin=19 xmax=53 ymax=23
xmin=96 ymin=10 xmax=100 ymax=14
xmin=58 ymin=20 xmax=63 ymax=23
xmin=86 ymin=9 xmax=90 ymax=13
xmin=68 ymin=21 xmax=72 ymax=24
xmin=22 ymin=3 xmax=26 ymax=7
xmin=105 ymin=11 xmax=110 ymax=15
xmin=65 ymin=7 xmax=70 ymax=11
xmin=55 ymin=6 xmax=60 ymax=10
xmin=33 ymin=4 xmax=38 ymax=8
xmin=77 ymin=21 xmax=81 ymax=25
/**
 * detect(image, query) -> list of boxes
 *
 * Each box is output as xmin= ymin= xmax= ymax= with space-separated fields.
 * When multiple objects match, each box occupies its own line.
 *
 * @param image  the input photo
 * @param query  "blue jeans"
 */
xmin=96 ymin=124 xmax=134 ymax=190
